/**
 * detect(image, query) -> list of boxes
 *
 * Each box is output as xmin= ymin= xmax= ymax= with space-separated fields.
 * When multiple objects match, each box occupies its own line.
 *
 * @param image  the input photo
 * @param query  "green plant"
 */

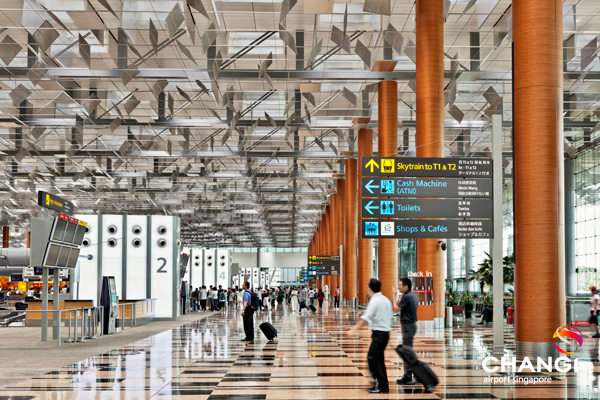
xmin=468 ymin=252 xmax=515 ymax=294
xmin=449 ymin=291 xmax=461 ymax=306
xmin=482 ymin=293 xmax=493 ymax=307
xmin=461 ymin=291 xmax=474 ymax=305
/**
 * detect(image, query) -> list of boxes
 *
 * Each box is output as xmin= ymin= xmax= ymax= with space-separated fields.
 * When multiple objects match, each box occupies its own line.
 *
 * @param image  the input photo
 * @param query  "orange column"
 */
xmin=336 ymin=179 xmax=346 ymax=297
xmin=513 ymin=0 xmax=563 ymax=356
xmin=416 ymin=0 xmax=445 ymax=324
xmin=344 ymin=159 xmax=358 ymax=301
xmin=324 ymin=205 xmax=331 ymax=289
xmin=330 ymin=193 xmax=339 ymax=291
xmin=317 ymin=221 xmax=322 ymax=289
xmin=358 ymin=129 xmax=373 ymax=304
xmin=378 ymin=81 xmax=398 ymax=302
xmin=2 ymin=226 xmax=8 ymax=248
xmin=26 ymin=232 xmax=31 ymax=248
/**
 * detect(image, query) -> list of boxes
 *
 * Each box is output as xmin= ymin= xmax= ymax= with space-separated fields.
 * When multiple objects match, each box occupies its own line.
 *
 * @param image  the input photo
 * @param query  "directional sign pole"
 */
xmin=339 ymin=245 xmax=343 ymax=305
xmin=491 ymin=114 xmax=503 ymax=351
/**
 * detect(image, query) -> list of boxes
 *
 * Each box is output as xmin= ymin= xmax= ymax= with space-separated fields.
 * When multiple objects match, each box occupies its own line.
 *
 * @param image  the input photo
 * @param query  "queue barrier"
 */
xmin=118 ymin=303 xmax=136 ymax=329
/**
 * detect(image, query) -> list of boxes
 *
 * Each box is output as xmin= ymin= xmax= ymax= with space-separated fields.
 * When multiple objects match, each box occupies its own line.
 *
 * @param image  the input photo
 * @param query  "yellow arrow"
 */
xmin=365 ymin=159 xmax=379 ymax=173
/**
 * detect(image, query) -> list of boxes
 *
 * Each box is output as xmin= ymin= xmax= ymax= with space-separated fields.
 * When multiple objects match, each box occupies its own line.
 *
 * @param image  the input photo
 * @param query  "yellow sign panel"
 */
xmin=78 ymin=220 xmax=88 ymax=227
xmin=381 ymin=159 xmax=395 ymax=174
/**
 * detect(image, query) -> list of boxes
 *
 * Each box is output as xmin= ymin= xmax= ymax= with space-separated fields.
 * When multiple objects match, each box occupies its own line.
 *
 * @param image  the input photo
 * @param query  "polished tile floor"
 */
xmin=1 ymin=301 xmax=600 ymax=399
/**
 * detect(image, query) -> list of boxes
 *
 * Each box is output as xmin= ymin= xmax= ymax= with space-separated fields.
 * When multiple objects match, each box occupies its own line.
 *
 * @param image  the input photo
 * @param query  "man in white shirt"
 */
xmin=347 ymin=278 xmax=392 ymax=394
xmin=199 ymin=286 xmax=207 ymax=311
xmin=590 ymin=286 xmax=600 ymax=338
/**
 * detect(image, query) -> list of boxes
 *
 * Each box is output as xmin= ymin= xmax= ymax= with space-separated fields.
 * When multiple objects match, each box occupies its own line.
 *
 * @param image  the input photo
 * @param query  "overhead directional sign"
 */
xmin=37 ymin=190 xmax=74 ymax=215
xmin=361 ymin=198 xmax=493 ymax=219
xmin=361 ymin=177 xmax=493 ymax=198
xmin=362 ymin=157 xmax=493 ymax=178
xmin=362 ymin=219 xmax=494 ymax=239
xmin=307 ymin=255 xmax=340 ymax=276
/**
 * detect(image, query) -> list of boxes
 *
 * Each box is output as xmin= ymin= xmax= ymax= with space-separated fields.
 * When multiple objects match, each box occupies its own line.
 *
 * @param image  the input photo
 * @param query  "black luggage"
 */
xmin=395 ymin=345 xmax=438 ymax=392
xmin=259 ymin=322 xmax=277 ymax=341
xmin=309 ymin=305 xmax=317 ymax=312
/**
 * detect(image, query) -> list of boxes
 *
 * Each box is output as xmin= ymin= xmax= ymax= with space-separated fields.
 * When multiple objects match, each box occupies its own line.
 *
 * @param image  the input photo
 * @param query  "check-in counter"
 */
xmin=26 ymin=299 xmax=94 ymax=326
xmin=118 ymin=298 xmax=156 ymax=326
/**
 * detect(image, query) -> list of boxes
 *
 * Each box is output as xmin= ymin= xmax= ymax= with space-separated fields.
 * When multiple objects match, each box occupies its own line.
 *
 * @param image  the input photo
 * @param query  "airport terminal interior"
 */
xmin=1 ymin=0 xmax=600 ymax=398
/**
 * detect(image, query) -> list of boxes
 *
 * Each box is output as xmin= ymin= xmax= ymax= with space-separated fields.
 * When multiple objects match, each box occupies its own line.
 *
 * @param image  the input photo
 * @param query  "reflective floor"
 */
xmin=2 ymin=300 xmax=600 ymax=399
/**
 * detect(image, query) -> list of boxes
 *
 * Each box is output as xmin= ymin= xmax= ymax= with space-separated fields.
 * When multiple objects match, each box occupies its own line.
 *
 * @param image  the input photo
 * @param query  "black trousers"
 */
xmin=200 ymin=299 xmax=206 ymax=311
xmin=401 ymin=322 xmax=417 ymax=380
xmin=319 ymin=299 xmax=323 ymax=308
xmin=334 ymin=296 xmax=339 ymax=308
xmin=243 ymin=307 xmax=254 ymax=340
xmin=368 ymin=331 xmax=390 ymax=392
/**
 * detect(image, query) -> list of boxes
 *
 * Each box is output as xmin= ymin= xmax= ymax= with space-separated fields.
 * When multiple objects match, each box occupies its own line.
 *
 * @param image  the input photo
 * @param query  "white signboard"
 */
xmin=252 ymin=268 xmax=259 ymax=289
xmin=204 ymin=249 xmax=215 ymax=287
xmin=216 ymin=249 xmax=229 ymax=288
xmin=150 ymin=215 xmax=174 ymax=318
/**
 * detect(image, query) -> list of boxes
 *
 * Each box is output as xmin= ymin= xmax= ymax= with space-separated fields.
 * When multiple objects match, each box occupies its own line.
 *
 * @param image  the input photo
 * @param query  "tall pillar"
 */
xmin=330 ymin=192 xmax=339 ymax=291
xmin=317 ymin=221 xmax=323 ymax=289
xmin=378 ymin=81 xmax=398 ymax=302
xmin=324 ymin=205 xmax=331 ymax=289
xmin=564 ymin=158 xmax=576 ymax=295
xmin=416 ymin=0 xmax=445 ymax=326
xmin=465 ymin=239 xmax=473 ymax=292
xmin=344 ymin=159 xmax=358 ymax=301
xmin=337 ymin=179 xmax=346 ymax=298
xmin=358 ymin=129 xmax=374 ymax=304
xmin=26 ymin=232 xmax=31 ymax=248
xmin=446 ymin=239 xmax=453 ymax=289
xmin=2 ymin=226 xmax=8 ymax=248
xmin=513 ymin=0 xmax=564 ymax=356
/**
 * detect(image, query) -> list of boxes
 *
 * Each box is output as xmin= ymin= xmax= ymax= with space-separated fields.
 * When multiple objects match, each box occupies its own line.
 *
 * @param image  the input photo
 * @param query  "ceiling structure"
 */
xmin=0 ymin=0 xmax=598 ymax=248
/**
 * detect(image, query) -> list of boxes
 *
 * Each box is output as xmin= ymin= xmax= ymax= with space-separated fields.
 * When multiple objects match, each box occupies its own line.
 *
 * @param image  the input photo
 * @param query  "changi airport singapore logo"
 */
xmin=553 ymin=325 xmax=583 ymax=355
xmin=482 ymin=325 xmax=581 ymax=385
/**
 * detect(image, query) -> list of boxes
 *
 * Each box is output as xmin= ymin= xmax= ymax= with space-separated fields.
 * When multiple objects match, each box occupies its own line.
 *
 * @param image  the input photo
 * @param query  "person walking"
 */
xmin=291 ymin=286 xmax=299 ymax=312
xmin=219 ymin=288 xmax=227 ymax=311
xmin=237 ymin=288 xmax=244 ymax=310
xmin=347 ymin=279 xmax=392 ymax=394
xmin=317 ymin=288 xmax=325 ymax=308
xmin=299 ymin=286 xmax=308 ymax=312
xmin=262 ymin=285 xmax=270 ymax=311
xmin=200 ymin=286 xmax=208 ymax=311
xmin=241 ymin=281 xmax=255 ymax=341
xmin=590 ymin=286 xmax=600 ymax=338
xmin=333 ymin=287 xmax=340 ymax=310
xmin=212 ymin=287 xmax=219 ymax=311
xmin=191 ymin=287 xmax=198 ymax=312
xmin=228 ymin=289 xmax=235 ymax=309
xmin=393 ymin=277 xmax=419 ymax=385
xmin=309 ymin=286 xmax=315 ymax=307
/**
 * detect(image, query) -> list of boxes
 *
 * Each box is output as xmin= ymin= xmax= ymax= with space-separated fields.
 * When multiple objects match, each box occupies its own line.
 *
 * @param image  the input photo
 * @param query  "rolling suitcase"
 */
xmin=395 ymin=345 xmax=438 ymax=392
xmin=309 ymin=305 xmax=317 ymax=312
xmin=259 ymin=322 xmax=277 ymax=341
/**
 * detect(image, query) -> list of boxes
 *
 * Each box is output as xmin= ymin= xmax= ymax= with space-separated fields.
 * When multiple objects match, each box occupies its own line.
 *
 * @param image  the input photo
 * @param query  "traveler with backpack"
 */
xmin=317 ymin=288 xmax=325 ymax=308
xmin=241 ymin=282 xmax=258 ymax=341
xmin=219 ymin=288 xmax=227 ymax=310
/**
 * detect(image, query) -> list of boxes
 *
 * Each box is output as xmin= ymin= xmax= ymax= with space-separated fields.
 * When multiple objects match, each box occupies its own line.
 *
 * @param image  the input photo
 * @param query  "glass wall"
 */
xmin=574 ymin=145 xmax=600 ymax=292
xmin=399 ymin=239 xmax=417 ymax=279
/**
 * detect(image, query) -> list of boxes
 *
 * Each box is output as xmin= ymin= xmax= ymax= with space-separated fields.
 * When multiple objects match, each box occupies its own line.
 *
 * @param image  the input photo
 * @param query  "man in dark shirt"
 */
xmin=241 ymin=282 xmax=254 ymax=341
xmin=393 ymin=277 xmax=418 ymax=385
